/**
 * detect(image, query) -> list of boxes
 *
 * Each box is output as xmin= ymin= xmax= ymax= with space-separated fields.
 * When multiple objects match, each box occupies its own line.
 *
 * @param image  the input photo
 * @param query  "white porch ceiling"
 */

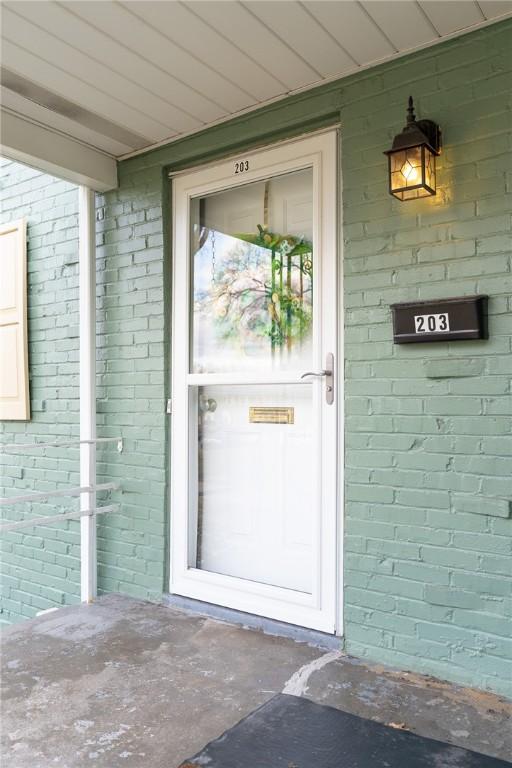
xmin=1 ymin=1 xmax=511 ymax=176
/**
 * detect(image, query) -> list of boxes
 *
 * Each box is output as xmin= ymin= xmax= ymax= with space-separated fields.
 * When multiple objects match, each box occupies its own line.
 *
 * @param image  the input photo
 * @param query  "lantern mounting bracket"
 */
xmin=385 ymin=96 xmax=441 ymax=156
xmin=415 ymin=119 xmax=441 ymax=154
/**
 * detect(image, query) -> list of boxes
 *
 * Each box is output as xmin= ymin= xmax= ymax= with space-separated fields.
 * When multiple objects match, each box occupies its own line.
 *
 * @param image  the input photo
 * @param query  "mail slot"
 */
xmin=391 ymin=295 xmax=488 ymax=344
xmin=249 ymin=407 xmax=294 ymax=424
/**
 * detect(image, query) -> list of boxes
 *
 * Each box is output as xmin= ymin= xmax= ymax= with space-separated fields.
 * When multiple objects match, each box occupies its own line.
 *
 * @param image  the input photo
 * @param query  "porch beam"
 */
xmin=1 ymin=110 xmax=117 ymax=192
xmin=79 ymin=186 xmax=97 ymax=602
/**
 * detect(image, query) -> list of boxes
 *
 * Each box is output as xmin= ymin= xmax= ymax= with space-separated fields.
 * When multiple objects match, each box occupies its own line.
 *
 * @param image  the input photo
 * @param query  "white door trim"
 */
xmin=335 ymin=129 xmax=344 ymax=637
xmin=169 ymin=131 xmax=343 ymax=634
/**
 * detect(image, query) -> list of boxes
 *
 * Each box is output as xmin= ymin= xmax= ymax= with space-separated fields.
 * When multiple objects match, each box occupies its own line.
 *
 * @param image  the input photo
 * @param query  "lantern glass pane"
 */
xmin=389 ymin=144 xmax=436 ymax=200
xmin=390 ymin=147 xmax=421 ymax=193
xmin=400 ymin=187 xmax=432 ymax=201
xmin=424 ymin=146 xmax=436 ymax=192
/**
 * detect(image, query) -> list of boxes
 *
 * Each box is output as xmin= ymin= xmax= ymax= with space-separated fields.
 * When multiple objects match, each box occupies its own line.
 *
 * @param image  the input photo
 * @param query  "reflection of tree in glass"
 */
xmin=195 ymin=226 xmax=312 ymax=355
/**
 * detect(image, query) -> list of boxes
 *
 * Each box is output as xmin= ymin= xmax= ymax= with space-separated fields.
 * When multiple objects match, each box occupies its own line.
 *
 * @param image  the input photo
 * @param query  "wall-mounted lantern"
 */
xmin=384 ymin=96 xmax=441 ymax=201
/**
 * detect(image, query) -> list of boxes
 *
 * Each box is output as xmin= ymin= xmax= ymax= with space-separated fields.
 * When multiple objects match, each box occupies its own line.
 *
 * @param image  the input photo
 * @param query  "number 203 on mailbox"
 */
xmin=414 ymin=313 xmax=449 ymax=333
xmin=391 ymin=296 xmax=488 ymax=344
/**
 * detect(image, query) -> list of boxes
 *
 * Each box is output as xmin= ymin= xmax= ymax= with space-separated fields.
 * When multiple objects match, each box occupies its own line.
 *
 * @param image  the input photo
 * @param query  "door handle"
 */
xmin=300 ymin=353 xmax=334 ymax=405
xmin=300 ymin=370 xmax=328 ymax=379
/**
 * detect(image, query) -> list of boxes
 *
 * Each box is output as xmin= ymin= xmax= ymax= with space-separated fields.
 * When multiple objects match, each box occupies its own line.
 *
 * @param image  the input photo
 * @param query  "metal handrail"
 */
xmin=0 ymin=434 xmax=123 ymax=599
xmin=0 ymin=436 xmax=123 ymax=452
xmin=0 ymin=482 xmax=119 ymax=507
xmin=0 ymin=504 xmax=119 ymax=533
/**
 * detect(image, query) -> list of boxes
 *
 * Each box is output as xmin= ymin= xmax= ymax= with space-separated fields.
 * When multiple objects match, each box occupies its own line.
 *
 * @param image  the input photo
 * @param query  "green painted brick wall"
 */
xmin=0 ymin=160 xmax=82 ymax=624
xmin=1 ymin=20 xmax=511 ymax=697
xmin=94 ymin=179 xmax=167 ymax=602
xmin=337 ymin=22 xmax=512 ymax=697
xmin=98 ymin=20 xmax=511 ymax=697
xmin=0 ymin=162 xmax=124 ymax=623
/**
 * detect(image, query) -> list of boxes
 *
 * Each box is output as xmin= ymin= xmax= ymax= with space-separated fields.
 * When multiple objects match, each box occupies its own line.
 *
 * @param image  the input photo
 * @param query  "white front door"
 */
xmin=170 ymin=131 xmax=340 ymax=633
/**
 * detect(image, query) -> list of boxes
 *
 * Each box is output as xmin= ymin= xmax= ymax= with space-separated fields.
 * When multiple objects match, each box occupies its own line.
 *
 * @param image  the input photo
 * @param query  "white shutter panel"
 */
xmin=0 ymin=219 xmax=30 ymax=421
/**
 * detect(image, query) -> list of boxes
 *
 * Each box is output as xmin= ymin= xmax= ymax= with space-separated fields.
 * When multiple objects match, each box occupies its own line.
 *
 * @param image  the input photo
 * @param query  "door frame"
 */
xmin=169 ymin=129 xmax=344 ymax=635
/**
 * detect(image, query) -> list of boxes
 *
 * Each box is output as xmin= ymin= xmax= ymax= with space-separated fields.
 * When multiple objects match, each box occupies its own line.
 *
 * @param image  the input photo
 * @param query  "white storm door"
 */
xmin=170 ymin=132 xmax=340 ymax=633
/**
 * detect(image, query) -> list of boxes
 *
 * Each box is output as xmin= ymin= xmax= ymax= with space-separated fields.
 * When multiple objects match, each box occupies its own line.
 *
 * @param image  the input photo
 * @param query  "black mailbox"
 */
xmin=391 ymin=295 xmax=488 ymax=344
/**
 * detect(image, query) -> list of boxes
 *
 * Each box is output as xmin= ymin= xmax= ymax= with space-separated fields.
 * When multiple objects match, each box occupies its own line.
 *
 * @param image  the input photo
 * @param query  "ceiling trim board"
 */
xmin=118 ymin=13 xmax=512 ymax=162
xmin=0 ymin=109 xmax=118 ymax=191
xmin=0 ymin=68 xmax=151 ymax=150
xmin=1 ymin=37 xmax=175 ymax=140
xmin=0 ymin=88 xmax=133 ymax=156
xmin=2 ymin=4 xmax=200 ymax=134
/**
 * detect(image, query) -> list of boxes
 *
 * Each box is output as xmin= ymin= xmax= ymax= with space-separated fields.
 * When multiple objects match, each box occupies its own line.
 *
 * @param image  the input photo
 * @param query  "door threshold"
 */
xmin=163 ymin=594 xmax=343 ymax=650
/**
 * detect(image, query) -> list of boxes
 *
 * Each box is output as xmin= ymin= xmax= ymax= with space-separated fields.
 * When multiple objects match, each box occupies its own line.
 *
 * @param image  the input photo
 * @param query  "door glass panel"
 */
xmin=190 ymin=384 xmax=314 ymax=594
xmin=190 ymin=168 xmax=313 ymax=373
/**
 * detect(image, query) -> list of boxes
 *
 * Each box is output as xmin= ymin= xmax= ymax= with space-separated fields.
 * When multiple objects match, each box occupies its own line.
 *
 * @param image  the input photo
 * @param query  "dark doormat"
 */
xmin=179 ymin=693 xmax=511 ymax=768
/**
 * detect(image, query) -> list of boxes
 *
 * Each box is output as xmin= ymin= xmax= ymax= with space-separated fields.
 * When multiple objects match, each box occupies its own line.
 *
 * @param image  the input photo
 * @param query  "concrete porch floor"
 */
xmin=1 ymin=594 xmax=511 ymax=767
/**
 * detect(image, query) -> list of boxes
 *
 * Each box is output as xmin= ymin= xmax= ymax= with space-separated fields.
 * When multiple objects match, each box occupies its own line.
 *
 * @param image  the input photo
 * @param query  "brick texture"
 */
xmin=1 ymin=20 xmax=510 ymax=697
xmin=94 ymin=168 xmax=166 ymax=604
xmin=338 ymin=22 xmax=512 ymax=698
xmin=0 ymin=160 xmax=81 ymax=624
